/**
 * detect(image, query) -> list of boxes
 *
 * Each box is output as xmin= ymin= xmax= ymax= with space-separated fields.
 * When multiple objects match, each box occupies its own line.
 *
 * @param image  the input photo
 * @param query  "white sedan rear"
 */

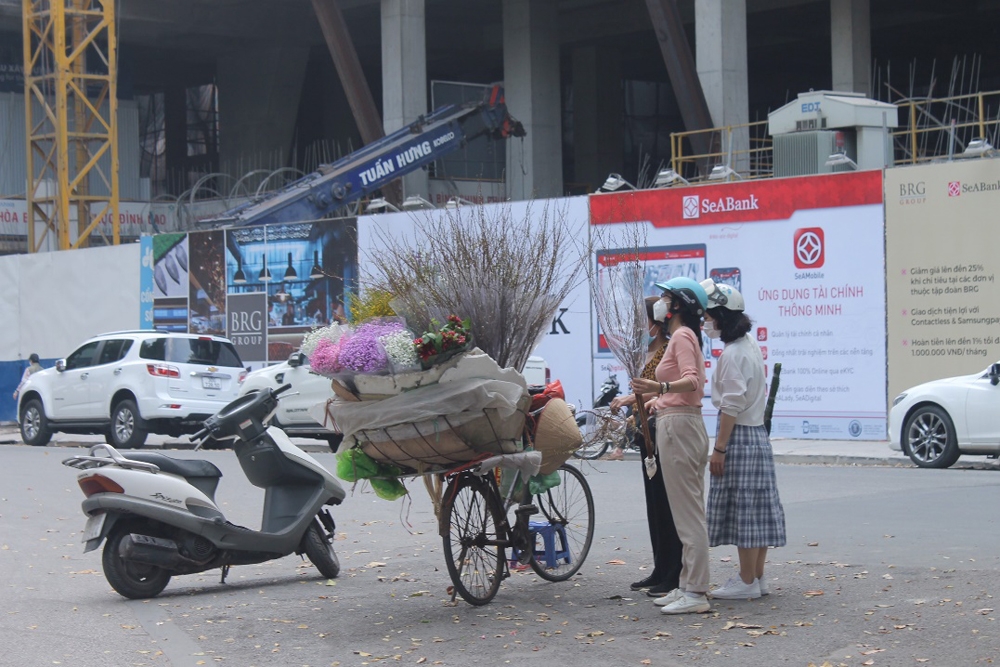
xmin=888 ymin=362 xmax=1000 ymax=468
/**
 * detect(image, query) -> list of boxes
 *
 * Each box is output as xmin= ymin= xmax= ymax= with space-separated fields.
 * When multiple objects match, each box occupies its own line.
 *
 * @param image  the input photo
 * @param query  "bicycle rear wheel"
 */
xmin=442 ymin=473 xmax=505 ymax=605
xmin=528 ymin=464 xmax=595 ymax=581
xmin=573 ymin=410 xmax=612 ymax=460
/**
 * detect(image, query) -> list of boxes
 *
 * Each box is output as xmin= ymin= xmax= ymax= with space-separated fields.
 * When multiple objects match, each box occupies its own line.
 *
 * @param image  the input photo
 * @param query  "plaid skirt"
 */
xmin=707 ymin=424 xmax=786 ymax=548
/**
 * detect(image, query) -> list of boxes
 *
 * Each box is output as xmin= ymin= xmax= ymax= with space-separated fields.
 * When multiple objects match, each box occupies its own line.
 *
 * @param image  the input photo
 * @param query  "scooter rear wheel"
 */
xmin=303 ymin=521 xmax=341 ymax=579
xmin=102 ymin=526 xmax=172 ymax=599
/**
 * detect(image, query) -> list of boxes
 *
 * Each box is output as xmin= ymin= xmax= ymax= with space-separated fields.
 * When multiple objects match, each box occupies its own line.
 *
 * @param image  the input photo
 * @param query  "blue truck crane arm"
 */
xmin=209 ymin=85 xmax=525 ymax=227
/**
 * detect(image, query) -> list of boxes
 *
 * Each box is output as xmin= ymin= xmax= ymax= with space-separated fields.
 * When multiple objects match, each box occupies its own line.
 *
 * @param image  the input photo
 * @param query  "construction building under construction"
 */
xmin=2 ymin=0 xmax=1000 ymax=250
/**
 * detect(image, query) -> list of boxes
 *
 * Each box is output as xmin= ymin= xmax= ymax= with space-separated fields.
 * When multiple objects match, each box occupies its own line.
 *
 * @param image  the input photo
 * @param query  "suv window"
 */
xmin=139 ymin=337 xmax=243 ymax=368
xmin=97 ymin=339 xmax=133 ymax=365
xmin=65 ymin=341 xmax=101 ymax=370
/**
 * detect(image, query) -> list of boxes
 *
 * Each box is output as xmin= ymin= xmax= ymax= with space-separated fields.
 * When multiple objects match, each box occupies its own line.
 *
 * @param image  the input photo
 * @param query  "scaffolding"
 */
xmin=23 ymin=0 xmax=120 ymax=252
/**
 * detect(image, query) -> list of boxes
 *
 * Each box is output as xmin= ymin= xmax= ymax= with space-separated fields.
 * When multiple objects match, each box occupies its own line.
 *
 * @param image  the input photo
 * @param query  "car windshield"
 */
xmin=139 ymin=337 xmax=243 ymax=367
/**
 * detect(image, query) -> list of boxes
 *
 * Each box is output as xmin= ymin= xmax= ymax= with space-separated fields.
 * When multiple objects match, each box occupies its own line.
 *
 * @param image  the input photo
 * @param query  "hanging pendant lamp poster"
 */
xmin=146 ymin=219 xmax=358 ymax=369
xmin=588 ymin=171 xmax=887 ymax=440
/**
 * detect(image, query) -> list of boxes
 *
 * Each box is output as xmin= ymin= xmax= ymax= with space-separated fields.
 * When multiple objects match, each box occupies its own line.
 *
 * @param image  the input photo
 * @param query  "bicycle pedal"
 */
xmin=514 ymin=504 xmax=538 ymax=517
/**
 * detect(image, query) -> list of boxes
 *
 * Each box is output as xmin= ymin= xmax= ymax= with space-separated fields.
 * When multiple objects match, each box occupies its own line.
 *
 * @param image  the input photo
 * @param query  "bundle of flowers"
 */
xmin=338 ymin=320 xmax=403 ymax=373
xmin=309 ymin=318 xmax=424 ymax=378
xmin=300 ymin=322 xmax=345 ymax=358
xmin=309 ymin=336 xmax=346 ymax=376
xmin=415 ymin=315 xmax=471 ymax=369
xmin=380 ymin=328 xmax=420 ymax=373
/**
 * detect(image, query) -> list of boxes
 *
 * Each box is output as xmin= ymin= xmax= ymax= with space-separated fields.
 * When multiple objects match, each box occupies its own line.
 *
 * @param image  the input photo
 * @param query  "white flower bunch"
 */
xmin=301 ymin=323 xmax=345 ymax=357
xmin=379 ymin=329 xmax=419 ymax=372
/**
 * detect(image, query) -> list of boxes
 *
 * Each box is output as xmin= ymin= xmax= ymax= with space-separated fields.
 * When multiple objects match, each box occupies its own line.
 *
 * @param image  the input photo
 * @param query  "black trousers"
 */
xmin=634 ymin=416 xmax=684 ymax=588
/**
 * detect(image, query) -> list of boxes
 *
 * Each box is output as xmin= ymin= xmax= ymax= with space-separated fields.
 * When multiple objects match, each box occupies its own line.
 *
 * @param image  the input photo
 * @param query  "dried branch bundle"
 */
xmin=585 ymin=222 xmax=649 ymax=379
xmin=364 ymin=200 xmax=585 ymax=372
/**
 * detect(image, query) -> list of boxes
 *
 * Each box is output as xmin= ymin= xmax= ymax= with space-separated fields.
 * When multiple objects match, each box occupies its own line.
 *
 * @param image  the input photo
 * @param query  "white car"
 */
xmin=239 ymin=351 xmax=343 ymax=449
xmin=888 ymin=361 xmax=1000 ymax=468
xmin=239 ymin=352 xmax=550 ymax=451
xmin=18 ymin=331 xmax=246 ymax=449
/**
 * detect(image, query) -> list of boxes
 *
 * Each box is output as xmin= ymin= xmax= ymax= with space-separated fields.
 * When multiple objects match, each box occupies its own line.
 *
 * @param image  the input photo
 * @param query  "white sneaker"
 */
xmin=710 ymin=576 xmax=761 ymax=600
xmin=652 ymin=588 xmax=684 ymax=607
xmin=661 ymin=593 xmax=711 ymax=615
xmin=758 ymin=578 xmax=769 ymax=596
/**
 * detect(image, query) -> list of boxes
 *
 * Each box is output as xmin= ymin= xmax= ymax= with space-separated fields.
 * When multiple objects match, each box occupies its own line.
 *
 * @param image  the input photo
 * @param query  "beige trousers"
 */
xmin=656 ymin=407 xmax=710 ymax=593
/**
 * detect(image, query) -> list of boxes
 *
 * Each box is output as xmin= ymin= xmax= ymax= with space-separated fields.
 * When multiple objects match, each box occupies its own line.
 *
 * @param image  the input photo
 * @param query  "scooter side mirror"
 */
xmin=990 ymin=362 xmax=1000 ymax=386
xmin=55 ymin=359 xmax=66 ymax=372
xmin=287 ymin=352 xmax=305 ymax=368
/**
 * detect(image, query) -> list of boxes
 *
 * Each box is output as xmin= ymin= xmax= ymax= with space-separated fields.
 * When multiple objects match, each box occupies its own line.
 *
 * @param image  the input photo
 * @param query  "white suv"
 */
xmin=17 ymin=331 xmax=246 ymax=448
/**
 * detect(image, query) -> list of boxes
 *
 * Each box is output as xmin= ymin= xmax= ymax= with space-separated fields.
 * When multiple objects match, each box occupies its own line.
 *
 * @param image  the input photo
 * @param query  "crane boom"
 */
xmin=209 ymin=85 xmax=525 ymax=227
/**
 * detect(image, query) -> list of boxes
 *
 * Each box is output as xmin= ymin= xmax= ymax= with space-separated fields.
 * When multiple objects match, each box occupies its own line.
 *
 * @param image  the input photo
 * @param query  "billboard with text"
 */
xmin=885 ymin=159 xmax=1000 ymax=399
xmin=589 ymin=171 xmax=886 ymax=440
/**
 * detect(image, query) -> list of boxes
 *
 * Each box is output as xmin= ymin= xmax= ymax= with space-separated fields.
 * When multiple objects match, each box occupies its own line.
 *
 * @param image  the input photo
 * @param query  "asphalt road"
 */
xmin=1 ymin=445 xmax=998 ymax=667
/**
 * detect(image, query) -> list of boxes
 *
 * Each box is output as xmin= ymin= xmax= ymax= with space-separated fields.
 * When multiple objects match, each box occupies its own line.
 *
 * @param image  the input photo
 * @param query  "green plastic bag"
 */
xmin=528 ymin=470 xmax=561 ymax=496
xmin=336 ymin=448 xmax=407 ymax=501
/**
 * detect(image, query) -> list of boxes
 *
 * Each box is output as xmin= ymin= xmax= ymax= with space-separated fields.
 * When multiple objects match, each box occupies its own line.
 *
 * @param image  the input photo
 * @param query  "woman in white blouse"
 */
xmin=700 ymin=280 xmax=786 ymax=601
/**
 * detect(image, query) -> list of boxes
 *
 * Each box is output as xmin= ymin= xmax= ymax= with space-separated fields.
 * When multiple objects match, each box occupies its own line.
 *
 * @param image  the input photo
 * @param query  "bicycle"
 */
xmin=573 ymin=407 xmax=633 ymax=460
xmin=438 ymin=454 xmax=595 ymax=606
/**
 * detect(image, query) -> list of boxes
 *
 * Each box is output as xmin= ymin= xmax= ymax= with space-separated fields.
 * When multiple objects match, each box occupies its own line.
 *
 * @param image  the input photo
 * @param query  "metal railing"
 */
xmin=665 ymin=90 xmax=1000 ymax=180
xmin=670 ymin=120 xmax=773 ymax=182
xmin=891 ymin=90 xmax=1000 ymax=164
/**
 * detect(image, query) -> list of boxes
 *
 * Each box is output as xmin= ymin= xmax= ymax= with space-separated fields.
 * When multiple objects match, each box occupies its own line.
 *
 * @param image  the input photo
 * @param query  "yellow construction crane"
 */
xmin=22 ymin=0 xmax=120 ymax=252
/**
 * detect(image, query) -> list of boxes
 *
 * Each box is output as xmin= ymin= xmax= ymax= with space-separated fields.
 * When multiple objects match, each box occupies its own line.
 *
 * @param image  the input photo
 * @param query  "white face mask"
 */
xmin=652 ymin=297 xmax=670 ymax=322
xmin=704 ymin=319 xmax=722 ymax=339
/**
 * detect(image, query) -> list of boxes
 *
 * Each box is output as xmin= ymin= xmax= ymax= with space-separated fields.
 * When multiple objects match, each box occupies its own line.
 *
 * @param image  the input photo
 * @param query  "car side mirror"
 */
xmin=287 ymin=352 xmax=305 ymax=368
xmin=55 ymin=359 xmax=66 ymax=372
xmin=990 ymin=363 xmax=1000 ymax=386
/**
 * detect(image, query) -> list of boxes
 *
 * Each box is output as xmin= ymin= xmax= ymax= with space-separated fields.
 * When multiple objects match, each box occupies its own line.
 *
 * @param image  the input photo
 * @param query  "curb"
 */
xmin=615 ymin=450 xmax=908 ymax=467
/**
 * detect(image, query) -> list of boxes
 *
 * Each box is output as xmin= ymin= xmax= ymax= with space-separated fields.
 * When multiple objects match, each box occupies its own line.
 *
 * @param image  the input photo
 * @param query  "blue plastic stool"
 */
xmin=528 ymin=519 xmax=570 ymax=568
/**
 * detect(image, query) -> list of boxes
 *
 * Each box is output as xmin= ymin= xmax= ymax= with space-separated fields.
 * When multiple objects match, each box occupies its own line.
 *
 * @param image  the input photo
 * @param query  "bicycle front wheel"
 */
xmin=528 ymin=464 xmax=595 ymax=581
xmin=442 ymin=473 xmax=505 ymax=605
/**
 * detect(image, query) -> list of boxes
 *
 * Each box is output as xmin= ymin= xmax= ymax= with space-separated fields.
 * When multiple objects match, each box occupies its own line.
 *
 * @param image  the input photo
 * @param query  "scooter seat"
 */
xmin=124 ymin=452 xmax=222 ymax=480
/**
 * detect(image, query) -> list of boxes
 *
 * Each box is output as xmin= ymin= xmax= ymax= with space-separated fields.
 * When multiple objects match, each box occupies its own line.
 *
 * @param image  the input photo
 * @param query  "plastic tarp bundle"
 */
xmin=330 ymin=377 xmax=524 ymax=436
xmin=334 ymin=378 xmax=528 ymax=471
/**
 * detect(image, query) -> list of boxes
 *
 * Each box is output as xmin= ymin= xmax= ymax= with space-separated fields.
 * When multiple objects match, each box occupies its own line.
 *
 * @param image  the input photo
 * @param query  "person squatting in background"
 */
xmin=632 ymin=277 xmax=713 ymax=615
xmin=13 ymin=353 xmax=42 ymax=399
xmin=609 ymin=296 xmax=684 ymax=598
xmin=701 ymin=279 xmax=786 ymax=601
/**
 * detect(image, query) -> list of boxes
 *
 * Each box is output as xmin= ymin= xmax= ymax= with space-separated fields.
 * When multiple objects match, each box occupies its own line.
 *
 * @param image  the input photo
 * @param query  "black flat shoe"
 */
xmin=630 ymin=577 xmax=660 ymax=591
xmin=646 ymin=582 xmax=678 ymax=597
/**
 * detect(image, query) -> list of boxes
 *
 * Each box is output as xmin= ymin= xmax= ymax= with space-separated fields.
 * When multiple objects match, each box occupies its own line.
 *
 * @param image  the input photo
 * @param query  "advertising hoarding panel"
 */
xmin=885 ymin=160 xmax=1000 ymax=400
xmin=590 ymin=172 xmax=887 ymax=440
xmin=357 ymin=197 xmax=594 ymax=408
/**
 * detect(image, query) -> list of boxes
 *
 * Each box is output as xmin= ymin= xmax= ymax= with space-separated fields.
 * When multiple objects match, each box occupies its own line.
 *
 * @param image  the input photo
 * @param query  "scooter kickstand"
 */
xmin=220 ymin=565 xmax=230 ymax=584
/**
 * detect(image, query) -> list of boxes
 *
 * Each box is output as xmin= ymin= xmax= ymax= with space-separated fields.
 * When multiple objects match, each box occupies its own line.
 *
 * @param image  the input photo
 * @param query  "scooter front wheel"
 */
xmin=102 ymin=526 xmax=171 ymax=599
xmin=303 ymin=521 xmax=341 ymax=579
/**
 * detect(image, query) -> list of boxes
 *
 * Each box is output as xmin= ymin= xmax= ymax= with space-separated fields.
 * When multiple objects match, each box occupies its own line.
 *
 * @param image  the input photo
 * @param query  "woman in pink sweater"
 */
xmin=632 ymin=276 xmax=712 ymax=615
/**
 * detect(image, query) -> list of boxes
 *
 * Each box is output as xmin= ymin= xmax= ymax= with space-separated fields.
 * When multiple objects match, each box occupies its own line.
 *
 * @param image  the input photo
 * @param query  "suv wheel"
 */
xmin=20 ymin=399 xmax=53 ymax=446
xmin=110 ymin=399 xmax=148 ymax=449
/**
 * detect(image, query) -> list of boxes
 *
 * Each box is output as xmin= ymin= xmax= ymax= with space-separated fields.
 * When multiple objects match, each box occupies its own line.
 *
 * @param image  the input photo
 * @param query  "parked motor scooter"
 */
xmin=573 ymin=375 xmax=627 ymax=460
xmin=62 ymin=384 xmax=346 ymax=599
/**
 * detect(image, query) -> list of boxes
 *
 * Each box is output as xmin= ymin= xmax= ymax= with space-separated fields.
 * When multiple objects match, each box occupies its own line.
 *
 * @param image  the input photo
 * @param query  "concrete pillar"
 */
xmin=831 ymin=0 xmax=871 ymax=95
xmin=572 ymin=46 xmax=622 ymax=193
xmin=381 ymin=0 xmax=428 ymax=197
xmin=503 ymin=0 xmax=563 ymax=200
xmin=695 ymin=0 xmax=749 ymax=172
xmin=217 ymin=47 xmax=310 ymax=175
